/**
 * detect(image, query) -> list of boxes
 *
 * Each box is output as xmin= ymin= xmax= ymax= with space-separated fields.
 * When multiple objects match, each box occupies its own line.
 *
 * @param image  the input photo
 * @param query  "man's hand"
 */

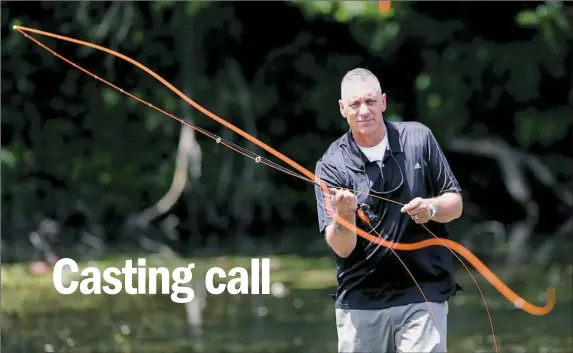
xmin=329 ymin=188 xmax=358 ymax=216
xmin=400 ymin=197 xmax=434 ymax=224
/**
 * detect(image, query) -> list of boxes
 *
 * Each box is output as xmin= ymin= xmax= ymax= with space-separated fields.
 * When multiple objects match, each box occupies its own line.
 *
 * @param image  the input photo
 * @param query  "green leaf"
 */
xmin=517 ymin=10 xmax=540 ymax=27
xmin=427 ymin=93 xmax=442 ymax=109
xmin=102 ymin=88 xmax=120 ymax=107
xmin=1 ymin=149 xmax=17 ymax=168
xmin=416 ymin=73 xmax=431 ymax=91
xmin=515 ymin=108 xmax=572 ymax=148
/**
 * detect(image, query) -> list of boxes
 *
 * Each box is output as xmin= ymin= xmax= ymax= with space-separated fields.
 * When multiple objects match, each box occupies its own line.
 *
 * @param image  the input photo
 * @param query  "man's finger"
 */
xmin=407 ymin=207 xmax=418 ymax=215
xmin=401 ymin=202 xmax=415 ymax=213
xmin=334 ymin=191 xmax=342 ymax=203
xmin=407 ymin=204 xmax=428 ymax=215
xmin=328 ymin=188 xmax=342 ymax=202
xmin=411 ymin=213 xmax=426 ymax=223
xmin=408 ymin=209 xmax=424 ymax=217
xmin=401 ymin=198 xmax=423 ymax=213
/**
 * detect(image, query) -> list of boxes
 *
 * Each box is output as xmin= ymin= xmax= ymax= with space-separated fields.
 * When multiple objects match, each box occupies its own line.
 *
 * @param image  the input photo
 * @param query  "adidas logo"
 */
xmin=414 ymin=162 xmax=421 ymax=169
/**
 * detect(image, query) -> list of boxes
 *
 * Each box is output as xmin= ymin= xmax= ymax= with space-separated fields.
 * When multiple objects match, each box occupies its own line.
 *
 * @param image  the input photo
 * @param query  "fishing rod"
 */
xmin=13 ymin=25 xmax=556 ymax=353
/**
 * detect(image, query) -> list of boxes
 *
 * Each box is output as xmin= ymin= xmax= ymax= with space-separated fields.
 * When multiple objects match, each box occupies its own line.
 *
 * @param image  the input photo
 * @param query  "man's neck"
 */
xmin=352 ymin=123 xmax=387 ymax=148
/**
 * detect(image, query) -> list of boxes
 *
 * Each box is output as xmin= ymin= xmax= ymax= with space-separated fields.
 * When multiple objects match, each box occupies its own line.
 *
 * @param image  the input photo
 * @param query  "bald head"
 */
xmin=340 ymin=68 xmax=382 ymax=103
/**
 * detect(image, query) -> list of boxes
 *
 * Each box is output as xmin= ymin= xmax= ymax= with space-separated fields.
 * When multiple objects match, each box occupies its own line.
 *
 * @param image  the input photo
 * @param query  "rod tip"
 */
xmin=13 ymin=25 xmax=17 ymax=30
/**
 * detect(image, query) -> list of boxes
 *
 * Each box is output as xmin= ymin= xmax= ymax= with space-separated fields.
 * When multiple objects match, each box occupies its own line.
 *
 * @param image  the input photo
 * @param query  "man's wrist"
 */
xmin=332 ymin=210 xmax=355 ymax=231
xmin=336 ymin=209 xmax=355 ymax=219
xmin=426 ymin=199 xmax=437 ymax=218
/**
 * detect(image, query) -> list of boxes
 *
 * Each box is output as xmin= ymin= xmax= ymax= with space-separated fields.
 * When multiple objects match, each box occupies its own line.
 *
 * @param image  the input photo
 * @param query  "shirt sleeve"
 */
xmin=314 ymin=157 xmax=345 ymax=235
xmin=425 ymin=130 xmax=462 ymax=196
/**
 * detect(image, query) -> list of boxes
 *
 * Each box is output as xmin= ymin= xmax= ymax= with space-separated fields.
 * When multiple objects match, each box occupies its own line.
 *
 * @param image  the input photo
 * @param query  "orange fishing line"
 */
xmin=14 ymin=25 xmax=557 ymax=353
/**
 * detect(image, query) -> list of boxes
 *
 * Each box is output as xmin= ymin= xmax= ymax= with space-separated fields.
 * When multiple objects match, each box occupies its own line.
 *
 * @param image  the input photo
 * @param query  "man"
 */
xmin=314 ymin=68 xmax=463 ymax=352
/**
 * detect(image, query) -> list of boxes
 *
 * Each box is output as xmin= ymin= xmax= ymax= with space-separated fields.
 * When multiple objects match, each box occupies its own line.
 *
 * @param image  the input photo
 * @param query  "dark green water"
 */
xmin=2 ymin=257 xmax=572 ymax=353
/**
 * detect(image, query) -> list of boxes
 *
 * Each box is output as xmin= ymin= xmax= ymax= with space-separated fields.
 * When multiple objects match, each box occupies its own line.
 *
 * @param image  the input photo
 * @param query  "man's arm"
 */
xmin=426 ymin=192 xmax=462 ymax=223
xmin=424 ymin=129 xmax=463 ymax=223
xmin=314 ymin=160 xmax=357 ymax=258
xmin=323 ymin=190 xmax=358 ymax=258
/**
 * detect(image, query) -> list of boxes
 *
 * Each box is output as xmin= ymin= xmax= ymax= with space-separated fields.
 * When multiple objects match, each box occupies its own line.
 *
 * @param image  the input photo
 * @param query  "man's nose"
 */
xmin=358 ymin=103 xmax=369 ymax=115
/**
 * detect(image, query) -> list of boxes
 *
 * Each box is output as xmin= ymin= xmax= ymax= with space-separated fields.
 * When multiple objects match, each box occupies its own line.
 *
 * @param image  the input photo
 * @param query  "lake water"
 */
xmin=2 ymin=252 xmax=572 ymax=353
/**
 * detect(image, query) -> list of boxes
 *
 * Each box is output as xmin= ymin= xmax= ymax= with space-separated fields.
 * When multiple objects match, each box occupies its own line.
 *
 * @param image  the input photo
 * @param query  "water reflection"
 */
xmin=2 ymin=282 xmax=572 ymax=353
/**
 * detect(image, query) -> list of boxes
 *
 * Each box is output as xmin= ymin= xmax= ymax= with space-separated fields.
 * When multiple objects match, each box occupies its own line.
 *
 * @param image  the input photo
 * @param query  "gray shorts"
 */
xmin=335 ymin=301 xmax=448 ymax=353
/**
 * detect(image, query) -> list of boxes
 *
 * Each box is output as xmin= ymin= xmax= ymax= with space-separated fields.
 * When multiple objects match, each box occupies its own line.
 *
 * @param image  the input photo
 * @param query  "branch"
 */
xmin=448 ymin=137 xmax=538 ymax=268
xmin=447 ymin=136 xmax=571 ymax=271
xmin=449 ymin=137 xmax=532 ymax=202
xmin=130 ymin=122 xmax=200 ymax=231
xmin=460 ymin=220 xmax=507 ymax=257
xmin=227 ymin=59 xmax=263 ymax=230
xmin=519 ymin=151 xmax=572 ymax=207
xmin=534 ymin=217 xmax=573 ymax=266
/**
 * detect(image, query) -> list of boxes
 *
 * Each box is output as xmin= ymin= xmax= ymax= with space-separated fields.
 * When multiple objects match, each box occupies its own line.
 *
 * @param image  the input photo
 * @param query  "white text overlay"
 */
xmin=52 ymin=258 xmax=271 ymax=303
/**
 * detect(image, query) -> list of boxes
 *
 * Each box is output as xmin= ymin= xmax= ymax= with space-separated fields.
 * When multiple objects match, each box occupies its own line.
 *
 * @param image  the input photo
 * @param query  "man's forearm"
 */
xmin=428 ymin=192 xmax=463 ymax=223
xmin=325 ymin=211 xmax=357 ymax=258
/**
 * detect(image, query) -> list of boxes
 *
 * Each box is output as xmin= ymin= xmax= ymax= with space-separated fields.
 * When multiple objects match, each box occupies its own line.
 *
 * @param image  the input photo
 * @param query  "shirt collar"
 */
xmin=342 ymin=118 xmax=404 ymax=168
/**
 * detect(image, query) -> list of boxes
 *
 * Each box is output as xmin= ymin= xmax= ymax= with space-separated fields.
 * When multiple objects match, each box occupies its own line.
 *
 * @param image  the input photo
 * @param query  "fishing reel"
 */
xmin=356 ymin=202 xmax=379 ymax=228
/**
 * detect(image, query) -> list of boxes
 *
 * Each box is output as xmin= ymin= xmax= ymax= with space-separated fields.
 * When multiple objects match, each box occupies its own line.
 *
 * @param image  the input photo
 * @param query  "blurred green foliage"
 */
xmin=1 ymin=1 xmax=572 ymax=255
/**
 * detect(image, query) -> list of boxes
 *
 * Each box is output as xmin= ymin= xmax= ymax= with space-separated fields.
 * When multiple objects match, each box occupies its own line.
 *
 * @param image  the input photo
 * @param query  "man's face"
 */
xmin=339 ymin=79 xmax=386 ymax=137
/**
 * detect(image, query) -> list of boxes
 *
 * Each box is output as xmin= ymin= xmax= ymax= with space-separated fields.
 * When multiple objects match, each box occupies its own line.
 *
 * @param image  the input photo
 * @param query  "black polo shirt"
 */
xmin=314 ymin=119 xmax=463 ymax=310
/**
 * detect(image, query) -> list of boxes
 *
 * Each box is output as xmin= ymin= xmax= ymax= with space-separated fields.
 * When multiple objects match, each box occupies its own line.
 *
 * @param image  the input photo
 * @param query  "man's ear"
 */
xmin=338 ymin=99 xmax=346 ymax=119
xmin=380 ymin=93 xmax=387 ymax=112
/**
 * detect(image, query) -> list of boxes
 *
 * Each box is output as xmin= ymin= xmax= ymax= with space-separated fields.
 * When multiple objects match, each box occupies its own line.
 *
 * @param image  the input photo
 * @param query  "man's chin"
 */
xmin=356 ymin=125 xmax=376 ymax=135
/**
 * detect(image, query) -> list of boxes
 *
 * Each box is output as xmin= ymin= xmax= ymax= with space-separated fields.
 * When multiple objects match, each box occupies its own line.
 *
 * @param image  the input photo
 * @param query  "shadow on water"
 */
xmin=2 ymin=279 xmax=572 ymax=353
